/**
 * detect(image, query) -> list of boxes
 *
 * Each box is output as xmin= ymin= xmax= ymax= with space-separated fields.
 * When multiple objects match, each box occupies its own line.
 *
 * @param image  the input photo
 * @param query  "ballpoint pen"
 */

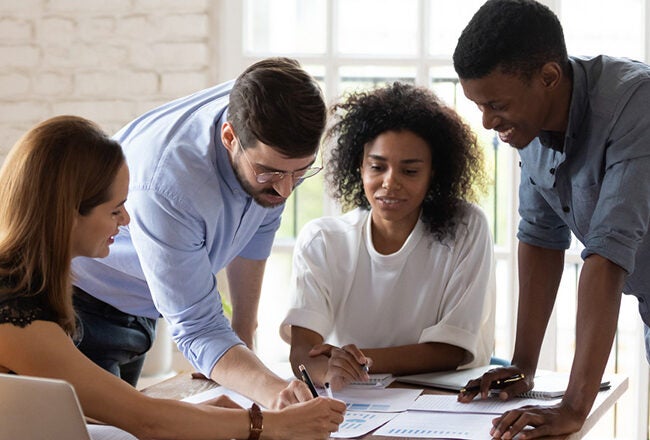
xmin=298 ymin=364 xmax=319 ymax=398
xmin=459 ymin=373 xmax=525 ymax=394
xmin=324 ymin=382 xmax=334 ymax=399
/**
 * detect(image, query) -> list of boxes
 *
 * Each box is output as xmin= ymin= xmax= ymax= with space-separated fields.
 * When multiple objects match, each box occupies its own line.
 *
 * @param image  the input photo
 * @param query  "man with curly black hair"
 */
xmin=454 ymin=0 xmax=650 ymax=438
xmin=279 ymin=82 xmax=496 ymax=391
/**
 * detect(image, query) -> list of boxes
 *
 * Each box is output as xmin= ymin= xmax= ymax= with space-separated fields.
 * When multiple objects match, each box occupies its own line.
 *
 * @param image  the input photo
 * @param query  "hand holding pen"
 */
xmin=458 ymin=367 xmax=530 ymax=402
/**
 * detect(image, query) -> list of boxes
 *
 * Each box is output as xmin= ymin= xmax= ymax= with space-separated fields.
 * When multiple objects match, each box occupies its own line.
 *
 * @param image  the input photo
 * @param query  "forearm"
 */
xmin=226 ymin=257 xmax=266 ymax=348
xmin=289 ymin=343 xmax=331 ymax=387
xmin=126 ymin=397 xmax=250 ymax=440
xmin=561 ymin=255 xmax=624 ymax=419
xmin=363 ymin=343 xmax=465 ymax=376
xmin=210 ymin=344 xmax=287 ymax=408
xmin=511 ymin=242 xmax=565 ymax=373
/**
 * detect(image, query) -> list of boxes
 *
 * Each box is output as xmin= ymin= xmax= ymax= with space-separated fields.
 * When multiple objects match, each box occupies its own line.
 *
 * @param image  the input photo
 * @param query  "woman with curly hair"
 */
xmin=280 ymin=82 xmax=496 ymax=390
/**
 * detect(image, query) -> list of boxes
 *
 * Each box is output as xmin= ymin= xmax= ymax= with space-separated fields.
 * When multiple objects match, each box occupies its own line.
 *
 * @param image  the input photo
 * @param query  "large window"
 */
xmin=219 ymin=1 xmax=650 ymax=438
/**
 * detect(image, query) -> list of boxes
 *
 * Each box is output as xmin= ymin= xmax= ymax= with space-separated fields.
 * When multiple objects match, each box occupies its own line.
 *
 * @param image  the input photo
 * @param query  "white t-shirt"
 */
xmin=280 ymin=204 xmax=495 ymax=368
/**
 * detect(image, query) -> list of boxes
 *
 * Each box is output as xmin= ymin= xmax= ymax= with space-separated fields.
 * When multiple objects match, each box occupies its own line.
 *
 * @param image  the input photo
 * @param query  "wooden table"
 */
xmin=141 ymin=371 xmax=628 ymax=440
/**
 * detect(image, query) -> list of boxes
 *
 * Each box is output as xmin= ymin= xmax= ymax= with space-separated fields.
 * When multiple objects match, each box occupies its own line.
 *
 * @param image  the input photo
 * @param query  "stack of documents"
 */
xmin=179 ymin=371 xmax=616 ymax=439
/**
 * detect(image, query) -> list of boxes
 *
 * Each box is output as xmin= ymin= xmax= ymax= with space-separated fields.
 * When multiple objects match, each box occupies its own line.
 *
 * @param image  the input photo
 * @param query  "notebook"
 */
xmin=396 ymin=364 xmax=502 ymax=391
xmin=518 ymin=371 xmax=611 ymax=399
xmin=397 ymin=366 xmax=611 ymax=399
xmin=0 ymin=373 xmax=136 ymax=440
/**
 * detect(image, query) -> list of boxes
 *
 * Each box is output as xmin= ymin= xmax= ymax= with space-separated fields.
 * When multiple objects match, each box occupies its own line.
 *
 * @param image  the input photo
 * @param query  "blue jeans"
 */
xmin=73 ymin=287 xmax=157 ymax=387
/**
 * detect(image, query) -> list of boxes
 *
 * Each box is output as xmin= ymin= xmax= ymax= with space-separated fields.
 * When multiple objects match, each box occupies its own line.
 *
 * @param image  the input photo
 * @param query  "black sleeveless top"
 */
xmin=0 ymin=293 xmax=58 ymax=327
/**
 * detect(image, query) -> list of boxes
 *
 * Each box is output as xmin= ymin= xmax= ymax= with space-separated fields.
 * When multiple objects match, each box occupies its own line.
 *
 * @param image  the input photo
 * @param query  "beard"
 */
xmin=231 ymin=158 xmax=287 ymax=208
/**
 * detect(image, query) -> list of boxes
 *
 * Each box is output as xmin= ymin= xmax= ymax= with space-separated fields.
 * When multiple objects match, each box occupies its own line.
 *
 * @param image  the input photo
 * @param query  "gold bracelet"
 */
xmin=247 ymin=402 xmax=263 ymax=440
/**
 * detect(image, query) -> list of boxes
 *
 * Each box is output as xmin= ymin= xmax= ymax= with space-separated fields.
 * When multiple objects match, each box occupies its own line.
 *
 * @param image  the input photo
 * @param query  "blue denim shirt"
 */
xmin=72 ymin=81 xmax=284 ymax=376
xmin=517 ymin=55 xmax=650 ymax=325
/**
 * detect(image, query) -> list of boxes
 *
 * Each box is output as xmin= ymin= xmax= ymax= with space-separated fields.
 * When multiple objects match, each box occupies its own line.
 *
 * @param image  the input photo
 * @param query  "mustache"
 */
xmin=261 ymin=188 xmax=282 ymax=197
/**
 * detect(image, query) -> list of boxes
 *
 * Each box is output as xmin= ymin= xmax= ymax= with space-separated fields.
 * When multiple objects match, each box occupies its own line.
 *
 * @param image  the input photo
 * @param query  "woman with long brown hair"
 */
xmin=0 ymin=115 xmax=344 ymax=440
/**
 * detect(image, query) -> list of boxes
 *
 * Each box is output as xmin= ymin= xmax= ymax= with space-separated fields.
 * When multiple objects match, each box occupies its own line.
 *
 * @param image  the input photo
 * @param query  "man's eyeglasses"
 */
xmin=237 ymin=137 xmax=323 ymax=184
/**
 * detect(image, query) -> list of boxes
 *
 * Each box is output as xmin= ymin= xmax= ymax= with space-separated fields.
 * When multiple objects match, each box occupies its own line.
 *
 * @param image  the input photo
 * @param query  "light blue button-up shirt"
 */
xmin=517 ymin=55 xmax=650 ymax=325
xmin=72 ymin=81 xmax=285 ymax=376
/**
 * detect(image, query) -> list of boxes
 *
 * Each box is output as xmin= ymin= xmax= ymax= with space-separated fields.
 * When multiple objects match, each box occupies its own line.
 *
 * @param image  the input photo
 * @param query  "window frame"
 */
xmin=214 ymin=2 xmax=650 ymax=437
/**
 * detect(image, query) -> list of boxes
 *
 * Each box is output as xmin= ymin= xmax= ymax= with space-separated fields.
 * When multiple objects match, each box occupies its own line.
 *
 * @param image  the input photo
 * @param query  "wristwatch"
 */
xmin=247 ymin=402 xmax=263 ymax=440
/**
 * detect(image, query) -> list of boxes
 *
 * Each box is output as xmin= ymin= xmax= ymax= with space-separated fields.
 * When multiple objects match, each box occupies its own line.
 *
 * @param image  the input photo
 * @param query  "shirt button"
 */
xmin=549 ymin=168 xmax=555 ymax=175
xmin=562 ymin=206 xmax=570 ymax=213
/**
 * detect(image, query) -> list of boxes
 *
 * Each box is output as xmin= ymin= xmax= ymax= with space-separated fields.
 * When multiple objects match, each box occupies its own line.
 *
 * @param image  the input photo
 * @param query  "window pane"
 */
xmin=276 ymin=166 xmax=325 ymax=240
xmin=561 ymin=0 xmax=645 ymax=59
xmin=304 ymin=64 xmax=327 ymax=97
xmin=244 ymin=0 xmax=326 ymax=54
xmin=338 ymin=65 xmax=416 ymax=97
xmin=337 ymin=0 xmax=418 ymax=56
xmin=428 ymin=0 xmax=485 ymax=57
xmin=430 ymin=66 xmax=515 ymax=248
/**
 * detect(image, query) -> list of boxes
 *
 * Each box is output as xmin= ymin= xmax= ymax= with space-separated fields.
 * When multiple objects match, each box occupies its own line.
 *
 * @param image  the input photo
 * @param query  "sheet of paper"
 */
xmin=349 ymin=373 xmax=395 ymax=389
xmin=330 ymin=411 xmax=399 ymax=438
xmin=87 ymin=425 xmax=138 ymax=440
xmin=409 ymin=394 xmax=560 ymax=414
xmin=320 ymin=386 xmax=423 ymax=412
xmin=181 ymin=385 xmax=255 ymax=408
xmin=375 ymin=411 xmax=495 ymax=439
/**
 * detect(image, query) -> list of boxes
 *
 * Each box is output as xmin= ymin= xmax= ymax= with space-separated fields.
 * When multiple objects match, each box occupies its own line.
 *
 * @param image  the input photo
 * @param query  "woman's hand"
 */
xmin=265 ymin=396 xmax=346 ymax=440
xmin=309 ymin=343 xmax=372 ymax=391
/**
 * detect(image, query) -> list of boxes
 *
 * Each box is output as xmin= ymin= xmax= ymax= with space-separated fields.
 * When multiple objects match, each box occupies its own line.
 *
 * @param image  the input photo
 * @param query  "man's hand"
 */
xmin=457 ymin=366 xmax=533 ymax=402
xmin=489 ymin=401 xmax=585 ymax=439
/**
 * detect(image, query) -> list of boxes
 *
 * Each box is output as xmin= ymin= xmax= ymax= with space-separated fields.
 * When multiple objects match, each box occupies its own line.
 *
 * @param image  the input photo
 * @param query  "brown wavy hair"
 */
xmin=0 ymin=115 xmax=125 ymax=335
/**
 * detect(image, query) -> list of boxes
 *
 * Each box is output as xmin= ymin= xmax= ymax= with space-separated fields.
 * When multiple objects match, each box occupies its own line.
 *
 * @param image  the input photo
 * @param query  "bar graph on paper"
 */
xmin=375 ymin=411 xmax=495 ymax=439
xmin=331 ymin=411 xmax=398 ymax=438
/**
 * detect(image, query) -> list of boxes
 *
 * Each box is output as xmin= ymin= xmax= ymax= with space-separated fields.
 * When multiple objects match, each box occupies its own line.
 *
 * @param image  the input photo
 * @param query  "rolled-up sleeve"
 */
xmin=581 ymin=158 xmax=650 ymax=274
xmin=127 ymin=188 xmax=243 ymax=377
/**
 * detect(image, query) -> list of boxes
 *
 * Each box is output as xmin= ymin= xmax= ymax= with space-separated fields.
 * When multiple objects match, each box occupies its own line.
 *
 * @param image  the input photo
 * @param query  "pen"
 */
xmin=298 ymin=364 xmax=319 ymax=398
xmin=459 ymin=373 xmax=525 ymax=394
xmin=324 ymin=382 xmax=334 ymax=399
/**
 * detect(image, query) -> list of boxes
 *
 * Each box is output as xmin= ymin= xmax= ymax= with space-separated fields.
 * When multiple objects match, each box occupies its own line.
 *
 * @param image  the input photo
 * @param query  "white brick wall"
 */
xmin=0 ymin=0 xmax=219 ymax=157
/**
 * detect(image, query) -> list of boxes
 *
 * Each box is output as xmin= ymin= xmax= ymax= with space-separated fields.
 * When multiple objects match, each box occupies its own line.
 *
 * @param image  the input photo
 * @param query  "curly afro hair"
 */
xmin=325 ymin=82 xmax=485 ymax=240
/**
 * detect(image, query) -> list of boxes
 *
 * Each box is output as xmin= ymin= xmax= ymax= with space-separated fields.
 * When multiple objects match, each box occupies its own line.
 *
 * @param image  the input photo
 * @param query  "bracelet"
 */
xmin=247 ymin=402 xmax=263 ymax=440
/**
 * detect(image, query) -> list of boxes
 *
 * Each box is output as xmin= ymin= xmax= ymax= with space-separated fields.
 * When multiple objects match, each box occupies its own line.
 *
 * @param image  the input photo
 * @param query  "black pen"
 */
xmin=298 ymin=364 xmax=319 ymax=398
xmin=460 ymin=373 xmax=525 ymax=394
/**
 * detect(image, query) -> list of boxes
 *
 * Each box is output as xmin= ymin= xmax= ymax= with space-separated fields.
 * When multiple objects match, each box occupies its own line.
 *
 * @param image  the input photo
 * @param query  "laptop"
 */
xmin=0 ymin=373 xmax=136 ymax=440
xmin=396 ymin=364 xmax=502 ymax=391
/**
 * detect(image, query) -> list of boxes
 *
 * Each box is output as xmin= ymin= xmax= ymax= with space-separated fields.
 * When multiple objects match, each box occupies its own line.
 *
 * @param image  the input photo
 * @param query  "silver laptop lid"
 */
xmin=0 ymin=373 xmax=91 ymax=440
